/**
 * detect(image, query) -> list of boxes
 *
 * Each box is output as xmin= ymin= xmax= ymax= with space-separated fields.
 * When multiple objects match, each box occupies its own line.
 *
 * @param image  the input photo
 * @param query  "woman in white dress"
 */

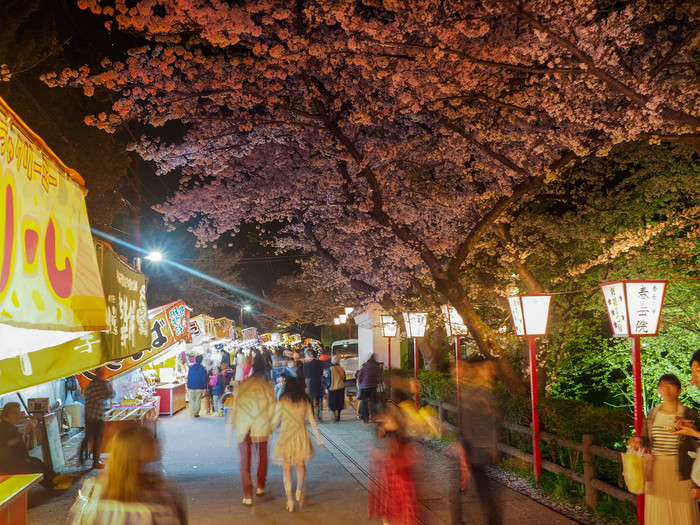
xmin=629 ymin=374 xmax=700 ymax=525
xmin=271 ymin=375 xmax=323 ymax=512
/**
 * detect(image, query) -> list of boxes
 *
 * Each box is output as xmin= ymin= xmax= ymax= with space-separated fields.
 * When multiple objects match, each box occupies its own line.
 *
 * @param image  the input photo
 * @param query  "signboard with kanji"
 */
xmin=601 ymin=280 xmax=667 ymax=337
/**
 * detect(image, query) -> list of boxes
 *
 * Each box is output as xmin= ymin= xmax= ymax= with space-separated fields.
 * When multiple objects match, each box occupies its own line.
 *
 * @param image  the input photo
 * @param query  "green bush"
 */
xmin=417 ymin=370 xmax=456 ymax=404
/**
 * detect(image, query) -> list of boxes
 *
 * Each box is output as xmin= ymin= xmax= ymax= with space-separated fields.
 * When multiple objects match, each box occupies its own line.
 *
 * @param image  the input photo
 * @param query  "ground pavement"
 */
xmin=27 ymin=404 xmax=578 ymax=524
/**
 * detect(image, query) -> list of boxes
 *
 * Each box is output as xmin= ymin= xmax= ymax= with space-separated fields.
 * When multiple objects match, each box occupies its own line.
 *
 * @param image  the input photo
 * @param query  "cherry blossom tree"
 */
xmin=47 ymin=0 xmax=699 ymax=394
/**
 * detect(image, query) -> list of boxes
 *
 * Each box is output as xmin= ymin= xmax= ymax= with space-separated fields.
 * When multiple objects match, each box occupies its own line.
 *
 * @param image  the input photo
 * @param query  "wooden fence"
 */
xmin=426 ymin=399 xmax=635 ymax=509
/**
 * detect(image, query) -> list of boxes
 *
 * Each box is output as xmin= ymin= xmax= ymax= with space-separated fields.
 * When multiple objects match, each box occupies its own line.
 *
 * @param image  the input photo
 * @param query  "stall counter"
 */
xmin=154 ymin=382 xmax=187 ymax=416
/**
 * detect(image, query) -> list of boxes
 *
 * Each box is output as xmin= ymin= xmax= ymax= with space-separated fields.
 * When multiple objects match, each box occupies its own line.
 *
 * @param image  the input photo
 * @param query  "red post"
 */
xmin=455 ymin=337 xmax=461 ymax=428
xmin=631 ymin=335 xmax=645 ymax=524
xmin=387 ymin=337 xmax=392 ymax=369
xmin=414 ymin=339 xmax=419 ymax=407
xmin=529 ymin=335 xmax=542 ymax=481
xmin=348 ymin=322 xmax=351 ymax=339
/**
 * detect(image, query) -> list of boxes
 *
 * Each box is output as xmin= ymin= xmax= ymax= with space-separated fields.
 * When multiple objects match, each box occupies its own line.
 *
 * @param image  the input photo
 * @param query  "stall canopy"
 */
xmin=76 ymin=300 xmax=190 ymax=387
xmin=0 ymin=95 xmax=107 ymax=358
xmin=0 ymin=241 xmax=151 ymax=395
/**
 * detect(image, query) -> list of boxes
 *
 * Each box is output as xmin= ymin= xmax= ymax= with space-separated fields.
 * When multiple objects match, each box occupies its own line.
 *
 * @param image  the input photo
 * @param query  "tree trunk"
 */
xmin=436 ymin=278 xmax=528 ymax=396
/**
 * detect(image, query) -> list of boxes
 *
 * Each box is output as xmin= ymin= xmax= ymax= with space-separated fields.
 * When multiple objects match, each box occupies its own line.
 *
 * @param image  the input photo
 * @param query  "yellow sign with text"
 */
xmin=0 ymin=95 xmax=106 ymax=333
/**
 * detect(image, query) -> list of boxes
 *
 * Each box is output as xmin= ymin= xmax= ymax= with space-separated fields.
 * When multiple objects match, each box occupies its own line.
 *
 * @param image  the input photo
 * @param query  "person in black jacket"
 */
xmin=304 ymin=349 xmax=325 ymax=420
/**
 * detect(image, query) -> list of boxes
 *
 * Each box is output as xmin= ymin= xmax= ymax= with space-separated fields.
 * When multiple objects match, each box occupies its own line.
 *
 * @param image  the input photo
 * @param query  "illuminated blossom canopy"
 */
xmin=47 ymin=0 xmax=699 ymax=390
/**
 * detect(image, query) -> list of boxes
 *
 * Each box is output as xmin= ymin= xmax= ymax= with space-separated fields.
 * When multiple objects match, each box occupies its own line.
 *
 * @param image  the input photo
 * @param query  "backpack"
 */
xmin=324 ymin=368 xmax=332 ymax=389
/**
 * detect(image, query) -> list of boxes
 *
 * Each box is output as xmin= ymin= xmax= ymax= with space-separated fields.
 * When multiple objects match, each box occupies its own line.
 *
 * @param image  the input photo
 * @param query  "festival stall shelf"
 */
xmin=101 ymin=404 xmax=158 ymax=453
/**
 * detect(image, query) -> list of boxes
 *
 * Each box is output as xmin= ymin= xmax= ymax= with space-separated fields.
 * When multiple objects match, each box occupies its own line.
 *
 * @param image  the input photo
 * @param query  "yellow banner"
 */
xmin=0 ymin=95 xmax=106 ymax=333
xmin=76 ymin=300 xmax=190 ymax=387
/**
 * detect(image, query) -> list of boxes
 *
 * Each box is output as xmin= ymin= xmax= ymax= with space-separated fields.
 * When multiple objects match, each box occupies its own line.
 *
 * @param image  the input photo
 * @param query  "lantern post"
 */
xmin=380 ymin=315 xmax=398 ymax=370
xmin=441 ymin=305 xmax=469 ymax=426
xmin=344 ymin=307 xmax=354 ymax=338
xmin=402 ymin=312 xmax=428 ymax=407
xmin=508 ymin=294 xmax=553 ymax=483
xmin=600 ymin=280 xmax=667 ymax=525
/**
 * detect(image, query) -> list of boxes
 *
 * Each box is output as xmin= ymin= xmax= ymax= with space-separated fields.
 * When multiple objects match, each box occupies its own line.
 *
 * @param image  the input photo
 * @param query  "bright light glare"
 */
xmin=243 ymin=305 xmax=252 ymax=312
xmin=145 ymin=252 xmax=163 ymax=262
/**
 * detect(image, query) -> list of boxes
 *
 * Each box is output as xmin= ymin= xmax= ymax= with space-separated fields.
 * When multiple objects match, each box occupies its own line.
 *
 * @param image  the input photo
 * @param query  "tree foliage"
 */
xmin=46 ymin=0 xmax=700 ymax=394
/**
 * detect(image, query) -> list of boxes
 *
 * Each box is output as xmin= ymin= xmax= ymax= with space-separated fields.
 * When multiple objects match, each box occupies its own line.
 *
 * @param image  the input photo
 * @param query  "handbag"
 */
xmin=621 ymin=448 xmax=647 ymax=494
xmin=209 ymin=374 xmax=219 ymax=387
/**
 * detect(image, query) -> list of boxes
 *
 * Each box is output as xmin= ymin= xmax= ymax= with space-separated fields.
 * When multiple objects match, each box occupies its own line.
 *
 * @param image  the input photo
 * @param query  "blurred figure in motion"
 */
xmin=368 ymin=375 xmax=420 ymax=525
xmin=454 ymin=357 xmax=502 ymax=525
xmin=271 ymin=373 xmax=323 ymax=512
xmin=357 ymin=354 xmax=383 ymax=423
xmin=69 ymin=426 xmax=186 ymax=524
xmin=80 ymin=367 xmax=113 ymax=468
xmin=229 ymin=354 xmax=276 ymax=507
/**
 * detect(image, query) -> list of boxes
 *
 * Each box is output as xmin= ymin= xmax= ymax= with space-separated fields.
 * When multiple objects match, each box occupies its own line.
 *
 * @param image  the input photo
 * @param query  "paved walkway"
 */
xmin=28 ymin=404 xmax=579 ymax=524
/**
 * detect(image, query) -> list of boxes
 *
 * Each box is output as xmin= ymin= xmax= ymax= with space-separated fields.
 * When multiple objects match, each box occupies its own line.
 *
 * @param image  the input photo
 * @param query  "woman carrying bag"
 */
xmin=327 ymin=355 xmax=346 ymax=422
xmin=628 ymin=374 xmax=700 ymax=525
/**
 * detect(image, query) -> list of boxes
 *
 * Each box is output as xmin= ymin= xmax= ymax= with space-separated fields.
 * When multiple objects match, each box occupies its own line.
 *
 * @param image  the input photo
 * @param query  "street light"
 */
xmin=403 ymin=311 xmax=428 ymax=406
xmin=600 ymin=279 xmax=666 ymax=525
xmin=240 ymin=304 xmax=252 ymax=328
xmin=441 ymin=305 xmax=469 ymax=426
xmin=380 ymin=315 xmax=398 ymax=369
xmin=145 ymin=251 xmax=163 ymax=262
xmin=508 ymin=293 xmax=552 ymax=483
xmin=333 ymin=318 xmax=341 ymax=325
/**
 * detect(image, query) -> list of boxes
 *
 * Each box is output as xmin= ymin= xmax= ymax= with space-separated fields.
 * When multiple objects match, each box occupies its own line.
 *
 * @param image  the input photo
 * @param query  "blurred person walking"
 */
xmin=69 ymin=426 xmax=186 ymax=524
xmin=455 ymin=358 xmax=502 ymax=525
xmin=357 ymin=354 xmax=383 ymax=423
xmin=229 ymin=355 xmax=276 ymax=506
xmin=186 ymin=355 xmax=207 ymax=418
xmin=271 ymin=374 xmax=323 ymax=512
xmin=368 ymin=376 xmax=420 ymax=525
xmin=80 ymin=367 xmax=113 ymax=469
xmin=327 ymin=355 xmax=346 ymax=422
xmin=210 ymin=366 xmax=225 ymax=416
xmin=304 ymin=349 xmax=325 ymax=420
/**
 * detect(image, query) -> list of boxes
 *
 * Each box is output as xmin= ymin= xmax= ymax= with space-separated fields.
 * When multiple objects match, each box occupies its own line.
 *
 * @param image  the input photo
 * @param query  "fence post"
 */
xmin=582 ymin=434 xmax=598 ymax=510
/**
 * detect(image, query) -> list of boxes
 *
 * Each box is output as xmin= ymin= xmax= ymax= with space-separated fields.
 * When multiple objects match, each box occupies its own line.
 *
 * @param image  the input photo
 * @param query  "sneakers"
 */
xmin=256 ymin=487 xmax=269 ymax=497
xmin=242 ymin=498 xmax=253 ymax=506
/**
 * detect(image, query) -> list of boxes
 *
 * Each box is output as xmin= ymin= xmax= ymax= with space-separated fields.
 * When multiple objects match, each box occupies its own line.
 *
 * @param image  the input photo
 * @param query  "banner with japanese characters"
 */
xmin=0 ymin=333 xmax=105 ymax=395
xmin=601 ymin=280 xmax=667 ymax=337
xmin=189 ymin=314 xmax=216 ymax=344
xmin=76 ymin=300 xmax=190 ymax=387
xmin=0 ymin=95 xmax=107 ymax=358
xmin=96 ymin=242 xmax=149 ymax=360
xmin=214 ymin=317 xmax=235 ymax=340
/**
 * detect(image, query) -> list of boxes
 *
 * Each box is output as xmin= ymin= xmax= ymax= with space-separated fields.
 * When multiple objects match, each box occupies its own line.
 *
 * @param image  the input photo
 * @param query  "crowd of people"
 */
xmin=18 ymin=341 xmax=700 ymax=525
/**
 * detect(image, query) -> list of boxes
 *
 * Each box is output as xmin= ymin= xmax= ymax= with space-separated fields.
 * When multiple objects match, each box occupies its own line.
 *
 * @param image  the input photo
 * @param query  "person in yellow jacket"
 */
xmin=227 ymin=354 xmax=276 ymax=507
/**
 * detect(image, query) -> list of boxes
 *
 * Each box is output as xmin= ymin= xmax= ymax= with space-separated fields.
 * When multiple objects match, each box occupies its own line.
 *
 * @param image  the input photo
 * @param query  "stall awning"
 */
xmin=0 ymin=94 xmax=107 ymax=357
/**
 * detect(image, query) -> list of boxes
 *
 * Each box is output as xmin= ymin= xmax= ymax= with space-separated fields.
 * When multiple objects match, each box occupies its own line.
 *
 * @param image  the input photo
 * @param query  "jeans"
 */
xmin=212 ymin=394 xmax=222 ymax=414
xmin=238 ymin=436 xmax=268 ymax=499
xmin=189 ymin=389 xmax=204 ymax=417
xmin=81 ymin=419 xmax=105 ymax=463
xmin=359 ymin=386 xmax=375 ymax=421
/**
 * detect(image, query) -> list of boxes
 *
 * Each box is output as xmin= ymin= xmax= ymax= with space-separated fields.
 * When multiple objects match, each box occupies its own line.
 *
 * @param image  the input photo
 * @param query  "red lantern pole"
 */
xmin=529 ymin=335 xmax=542 ymax=482
xmin=387 ymin=337 xmax=392 ymax=369
xmin=455 ymin=336 xmax=461 ymax=427
xmin=414 ymin=339 xmax=419 ymax=407
xmin=631 ymin=334 xmax=645 ymax=524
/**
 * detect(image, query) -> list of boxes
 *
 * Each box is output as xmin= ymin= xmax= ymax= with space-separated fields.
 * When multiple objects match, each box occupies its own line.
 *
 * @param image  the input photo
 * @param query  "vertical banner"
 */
xmin=96 ymin=242 xmax=149 ymax=360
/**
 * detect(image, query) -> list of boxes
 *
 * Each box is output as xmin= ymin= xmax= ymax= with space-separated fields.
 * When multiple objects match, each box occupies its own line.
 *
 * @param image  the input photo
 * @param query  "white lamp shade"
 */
xmin=402 ymin=312 xmax=428 ymax=339
xmin=338 ymin=314 xmax=347 ymax=324
xmin=508 ymin=295 xmax=552 ymax=336
xmin=344 ymin=307 xmax=354 ymax=315
xmin=441 ymin=305 xmax=469 ymax=337
xmin=380 ymin=315 xmax=398 ymax=338
xmin=601 ymin=280 xmax=666 ymax=337
xmin=333 ymin=318 xmax=340 ymax=325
